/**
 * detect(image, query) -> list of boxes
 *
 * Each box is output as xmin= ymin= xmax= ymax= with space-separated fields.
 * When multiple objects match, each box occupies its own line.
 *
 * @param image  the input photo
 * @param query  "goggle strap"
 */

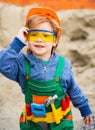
xmin=28 ymin=29 xmax=57 ymax=36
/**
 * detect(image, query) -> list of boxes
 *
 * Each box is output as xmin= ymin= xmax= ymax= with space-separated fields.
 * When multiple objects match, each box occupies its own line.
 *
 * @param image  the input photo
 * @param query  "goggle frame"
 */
xmin=27 ymin=29 xmax=57 ymax=43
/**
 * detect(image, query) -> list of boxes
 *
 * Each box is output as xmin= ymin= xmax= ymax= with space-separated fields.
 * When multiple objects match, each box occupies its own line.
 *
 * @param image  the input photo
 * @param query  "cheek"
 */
xmin=46 ymin=43 xmax=54 ymax=50
xmin=48 ymin=42 xmax=57 ymax=48
xmin=28 ymin=42 xmax=33 ymax=46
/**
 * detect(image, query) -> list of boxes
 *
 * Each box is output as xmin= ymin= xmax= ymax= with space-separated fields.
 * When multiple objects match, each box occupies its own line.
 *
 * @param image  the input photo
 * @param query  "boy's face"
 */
xmin=27 ymin=22 xmax=57 ymax=60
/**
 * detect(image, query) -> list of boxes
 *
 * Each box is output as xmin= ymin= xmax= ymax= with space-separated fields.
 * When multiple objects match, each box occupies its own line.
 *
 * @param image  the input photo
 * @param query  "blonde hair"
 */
xmin=25 ymin=14 xmax=62 ymax=53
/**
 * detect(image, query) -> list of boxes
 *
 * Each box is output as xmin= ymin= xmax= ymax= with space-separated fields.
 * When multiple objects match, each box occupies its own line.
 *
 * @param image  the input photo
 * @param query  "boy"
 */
xmin=0 ymin=7 xmax=92 ymax=130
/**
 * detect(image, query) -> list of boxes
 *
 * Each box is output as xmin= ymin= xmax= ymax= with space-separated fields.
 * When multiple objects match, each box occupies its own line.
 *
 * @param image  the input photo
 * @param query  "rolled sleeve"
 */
xmin=79 ymin=105 xmax=92 ymax=117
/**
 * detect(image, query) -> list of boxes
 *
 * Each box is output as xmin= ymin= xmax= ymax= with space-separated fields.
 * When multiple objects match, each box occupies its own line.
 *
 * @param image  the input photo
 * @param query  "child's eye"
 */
xmin=43 ymin=34 xmax=49 ymax=37
xmin=30 ymin=33 xmax=37 ymax=36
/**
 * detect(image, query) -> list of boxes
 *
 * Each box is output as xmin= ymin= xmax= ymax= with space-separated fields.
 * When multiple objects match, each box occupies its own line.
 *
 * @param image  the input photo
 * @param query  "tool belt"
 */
xmin=20 ymin=105 xmax=71 ymax=125
xmin=20 ymin=94 xmax=72 ymax=124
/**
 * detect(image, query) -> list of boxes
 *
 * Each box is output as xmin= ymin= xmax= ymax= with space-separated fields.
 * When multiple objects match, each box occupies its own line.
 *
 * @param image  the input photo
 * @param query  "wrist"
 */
xmin=10 ymin=37 xmax=26 ymax=53
xmin=79 ymin=105 xmax=92 ymax=117
xmin=16 ymin=35 xmax=27 ymax=45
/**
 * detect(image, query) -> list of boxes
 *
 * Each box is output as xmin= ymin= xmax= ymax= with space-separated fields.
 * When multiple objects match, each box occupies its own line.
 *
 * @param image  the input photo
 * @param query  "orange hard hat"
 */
xmin=26 ymin=7 xmax=60 ymax=26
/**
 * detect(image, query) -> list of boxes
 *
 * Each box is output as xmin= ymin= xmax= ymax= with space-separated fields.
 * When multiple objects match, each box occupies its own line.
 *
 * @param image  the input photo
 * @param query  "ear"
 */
xmin=53 ymin=39 xmax=58 ymax=47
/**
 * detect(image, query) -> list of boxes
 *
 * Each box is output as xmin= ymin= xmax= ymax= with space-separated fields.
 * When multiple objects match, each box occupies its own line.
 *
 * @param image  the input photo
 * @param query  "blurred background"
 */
xmin=0 ymin=0 xmax=95 ymax=130
xmin=0 ymin=0 xmax=95 ymax=10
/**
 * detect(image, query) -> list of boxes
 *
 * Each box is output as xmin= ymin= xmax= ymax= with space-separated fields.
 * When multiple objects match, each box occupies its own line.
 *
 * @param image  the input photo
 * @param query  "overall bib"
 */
xmin=19 ymin=56 xmax=74 ymax=130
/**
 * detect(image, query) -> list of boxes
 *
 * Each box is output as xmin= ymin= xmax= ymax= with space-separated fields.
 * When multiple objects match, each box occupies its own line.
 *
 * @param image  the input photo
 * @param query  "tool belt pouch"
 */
xmin=31 ymin=103 xmax=46 ymax=117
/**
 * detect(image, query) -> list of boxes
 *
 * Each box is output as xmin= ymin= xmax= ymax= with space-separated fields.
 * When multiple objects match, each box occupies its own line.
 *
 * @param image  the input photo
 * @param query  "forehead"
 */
xmin=31 ymin=22 xmax=53 ymax=31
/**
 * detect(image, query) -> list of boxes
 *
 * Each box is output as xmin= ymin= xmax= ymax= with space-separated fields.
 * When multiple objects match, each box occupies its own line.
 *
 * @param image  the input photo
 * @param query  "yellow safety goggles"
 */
xmin=27 ymin=30 xmax=57 ymax=43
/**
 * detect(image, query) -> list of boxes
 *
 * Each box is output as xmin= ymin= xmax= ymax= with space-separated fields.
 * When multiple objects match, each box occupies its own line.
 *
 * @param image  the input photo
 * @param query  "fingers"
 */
xmin=19 ymin=27 xmax=29 ymax=35
xmin=17 ymin=27 xmax=29 ymax=43
xmin=83 ymin=114 xmax=93 ymax=125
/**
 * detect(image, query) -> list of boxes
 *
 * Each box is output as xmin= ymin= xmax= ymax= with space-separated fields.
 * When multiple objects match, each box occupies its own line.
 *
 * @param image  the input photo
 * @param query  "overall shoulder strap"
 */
xmin=24 ymin=59 xmax=31 ymax=94
xmin=54 ymin=56 xmax=65 ymax=78
xmin=24 ymin=59 xmax=31 ymax=77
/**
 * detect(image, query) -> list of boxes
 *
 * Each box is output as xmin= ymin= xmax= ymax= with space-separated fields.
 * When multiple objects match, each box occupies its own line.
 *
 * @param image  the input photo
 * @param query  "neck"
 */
xmin=33 ymin=53 xmax=51 ymax=61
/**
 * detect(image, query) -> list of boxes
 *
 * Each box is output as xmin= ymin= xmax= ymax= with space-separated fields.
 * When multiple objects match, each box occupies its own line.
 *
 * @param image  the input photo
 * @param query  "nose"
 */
xmin=37 ymin=37 xmax=43 ymax=42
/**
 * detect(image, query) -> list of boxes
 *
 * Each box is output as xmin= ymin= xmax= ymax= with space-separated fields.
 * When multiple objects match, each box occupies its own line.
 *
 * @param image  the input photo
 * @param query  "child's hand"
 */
xmin=83 ymin=114 xmax=92 ymax=125
xmin=16 ymin=27 xmax=29 ymax=43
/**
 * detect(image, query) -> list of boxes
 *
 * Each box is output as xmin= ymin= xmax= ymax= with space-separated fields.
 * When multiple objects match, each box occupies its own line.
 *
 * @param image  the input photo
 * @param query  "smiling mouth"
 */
xmin=34 ymin=45 xmax=45 ymax=48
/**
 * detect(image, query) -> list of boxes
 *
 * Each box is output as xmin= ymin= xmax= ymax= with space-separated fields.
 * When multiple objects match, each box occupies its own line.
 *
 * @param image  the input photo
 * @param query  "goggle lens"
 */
xmin=27 ymin=30 xmax=56 ymax=43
